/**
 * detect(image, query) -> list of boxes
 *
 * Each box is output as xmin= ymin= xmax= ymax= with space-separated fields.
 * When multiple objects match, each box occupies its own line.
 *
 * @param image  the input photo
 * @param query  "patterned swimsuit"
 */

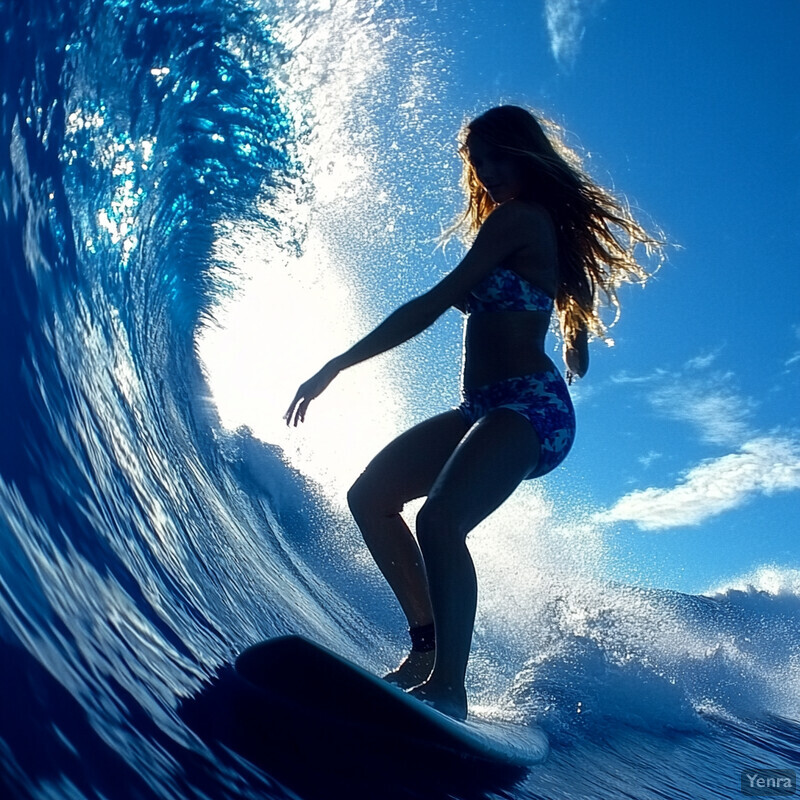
xmin=458 ymin=267 xmax=576 ymax=478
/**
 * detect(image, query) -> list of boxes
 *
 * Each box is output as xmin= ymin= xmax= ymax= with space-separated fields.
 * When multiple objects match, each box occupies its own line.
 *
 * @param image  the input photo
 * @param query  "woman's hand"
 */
xmin=564 ymin=332 xmax=589 ymax=385
xmin=564 ymin=349 xmax=582 ymax=385
xmin=284 ymin=360 xmax=341 ymax=426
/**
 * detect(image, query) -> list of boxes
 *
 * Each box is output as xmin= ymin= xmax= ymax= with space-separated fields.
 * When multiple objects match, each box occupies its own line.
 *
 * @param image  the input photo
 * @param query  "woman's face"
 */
xmin=466 ymin=136 xmax=525 ymax=204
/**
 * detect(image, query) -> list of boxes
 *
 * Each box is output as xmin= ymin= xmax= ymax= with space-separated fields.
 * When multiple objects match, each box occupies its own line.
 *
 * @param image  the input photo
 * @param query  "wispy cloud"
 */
xmin=544 ymin=0 xmax=606 ymax=68
xmin=597 ymin=436 xmax=800 ymax=530
xmin=648 ymin=379 xmax=755 ymax=446
xmin=684 ymin=351 xmax=719 ymax=371
xmin=786 ymin=323 xmax=800 ymax=369
xmin=610 ymin=370 xmax=663 ymax=385
xmin=637 ymin=450 xmax=662 ymax=469
xmin=598 ymin=355 xmax=800 ymax=531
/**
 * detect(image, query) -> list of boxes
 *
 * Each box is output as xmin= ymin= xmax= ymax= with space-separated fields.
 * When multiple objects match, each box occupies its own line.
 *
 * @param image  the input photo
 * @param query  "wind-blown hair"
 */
xmin=448 ymin=105 xmax=664 ymax=348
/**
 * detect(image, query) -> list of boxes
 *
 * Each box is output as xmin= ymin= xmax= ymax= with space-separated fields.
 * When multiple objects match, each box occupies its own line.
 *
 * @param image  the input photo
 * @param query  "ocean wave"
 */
xmin=2 ymin=1 xmax=799 ymax=798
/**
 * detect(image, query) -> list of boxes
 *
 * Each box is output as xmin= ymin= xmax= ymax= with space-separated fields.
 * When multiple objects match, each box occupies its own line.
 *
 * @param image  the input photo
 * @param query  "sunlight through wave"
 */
xmin=198 ymin=221 xmax=409 ymax=496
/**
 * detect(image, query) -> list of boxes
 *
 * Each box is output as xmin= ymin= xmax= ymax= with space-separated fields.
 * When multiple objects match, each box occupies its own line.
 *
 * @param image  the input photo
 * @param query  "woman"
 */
xmin=285 ymin=105 xmax=661 ymax=719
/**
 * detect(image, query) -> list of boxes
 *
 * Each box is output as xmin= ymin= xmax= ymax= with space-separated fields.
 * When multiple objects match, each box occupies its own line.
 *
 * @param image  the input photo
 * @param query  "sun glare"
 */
xmin=197 ymin=222 xmax=409 ymax=500
xmin=194 ymin=0 xmax=416 ymax=500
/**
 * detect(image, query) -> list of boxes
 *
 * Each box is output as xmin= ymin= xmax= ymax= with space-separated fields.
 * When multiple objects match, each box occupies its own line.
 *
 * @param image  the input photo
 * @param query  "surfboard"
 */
xmin=233 ymin=634 xmax=548 ymax=777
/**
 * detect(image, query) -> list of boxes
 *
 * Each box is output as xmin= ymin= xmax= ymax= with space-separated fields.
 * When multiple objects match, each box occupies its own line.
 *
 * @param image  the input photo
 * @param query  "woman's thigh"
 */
xmin=420 ymin=408 xmax=541 ymax=538
xmin=348 ymin=409 xmax=470 ymax=514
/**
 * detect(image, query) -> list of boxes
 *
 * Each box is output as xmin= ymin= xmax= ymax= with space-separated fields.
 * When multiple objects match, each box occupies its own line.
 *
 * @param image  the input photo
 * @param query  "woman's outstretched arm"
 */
xmin=284 ymin=201 xmax=547 ymax=425
xmin=283 ymin=293 xmax=452 ymax=426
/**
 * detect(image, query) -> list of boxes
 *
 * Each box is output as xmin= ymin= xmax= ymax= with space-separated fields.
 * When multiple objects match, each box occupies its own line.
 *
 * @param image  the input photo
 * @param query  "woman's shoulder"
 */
xmin=483 ymin=201 xmax=556 ymax=247
xmin=486 ymin=199 xmax=553 ymax=227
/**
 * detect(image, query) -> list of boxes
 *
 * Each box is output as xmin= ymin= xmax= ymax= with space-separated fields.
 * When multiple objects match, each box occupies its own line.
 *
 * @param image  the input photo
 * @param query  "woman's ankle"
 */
xmin=384 ymin=648 xmax=435 ymax=689
xmin=409 ymin=622 xmax=436 ymax=653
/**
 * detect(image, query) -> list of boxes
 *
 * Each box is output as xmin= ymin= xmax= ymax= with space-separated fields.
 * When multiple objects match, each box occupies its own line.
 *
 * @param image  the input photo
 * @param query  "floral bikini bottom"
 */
xmin=457 ymin=368 xmax=576 ymax=478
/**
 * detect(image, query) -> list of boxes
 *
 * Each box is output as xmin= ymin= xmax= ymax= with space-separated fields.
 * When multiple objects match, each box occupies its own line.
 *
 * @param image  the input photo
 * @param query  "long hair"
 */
xmin=447 ymin=105 xmax=664 ymax=348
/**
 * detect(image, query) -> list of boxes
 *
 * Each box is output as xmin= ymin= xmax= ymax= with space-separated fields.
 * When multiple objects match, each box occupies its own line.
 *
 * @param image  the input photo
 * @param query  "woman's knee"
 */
xmin=346 ymin=473 xmax=370 ymax=520
xmin=416 ymin=497 xmax=465 ymax=551
xmin=347 ymin=470 xmax=401 ymax=521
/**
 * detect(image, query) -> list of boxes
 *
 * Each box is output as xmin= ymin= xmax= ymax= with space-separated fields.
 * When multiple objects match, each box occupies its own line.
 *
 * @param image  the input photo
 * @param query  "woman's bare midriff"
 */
xmin=462 ymin=309 xmax=556 ymax=388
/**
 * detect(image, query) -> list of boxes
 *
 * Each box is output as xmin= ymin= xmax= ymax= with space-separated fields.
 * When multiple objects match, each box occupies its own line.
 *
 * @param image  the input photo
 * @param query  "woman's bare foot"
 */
xmin=384 ymin=650 xmax=435 ymax=690
xmin=408 ymin=679 xmax=468 ymax=720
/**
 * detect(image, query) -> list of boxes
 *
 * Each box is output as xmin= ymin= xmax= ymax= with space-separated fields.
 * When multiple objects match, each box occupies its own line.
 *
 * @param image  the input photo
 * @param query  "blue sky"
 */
xmin=201 ymin=0 xmax=799 ymax=596
xmin=486 ymin=0 xmax=800 ymax=594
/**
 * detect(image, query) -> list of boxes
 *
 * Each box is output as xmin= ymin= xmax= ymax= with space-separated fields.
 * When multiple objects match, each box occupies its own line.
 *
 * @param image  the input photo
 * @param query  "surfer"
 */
xmin=285 ymin=105 xmax=661 ymax=719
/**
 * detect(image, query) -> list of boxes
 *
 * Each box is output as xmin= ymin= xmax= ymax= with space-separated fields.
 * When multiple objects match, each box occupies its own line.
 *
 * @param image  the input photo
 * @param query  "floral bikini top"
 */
xmin=465 ymin=267 xmax=555 ymax=315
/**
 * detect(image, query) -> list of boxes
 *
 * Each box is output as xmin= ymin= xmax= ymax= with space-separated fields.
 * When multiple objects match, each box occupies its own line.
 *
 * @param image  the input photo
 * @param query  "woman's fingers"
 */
xmin=297 ymin=398 xmax=309 ymax=424
xmin=284 ymin=394 xmax=297 ymax=425
xmin=284 ymin=381 xmax=316 ymax=426
xmin=284 ymin=363 xmax=340 ymax=427
xmin=284 ymin=389 xmax=305 ymax=426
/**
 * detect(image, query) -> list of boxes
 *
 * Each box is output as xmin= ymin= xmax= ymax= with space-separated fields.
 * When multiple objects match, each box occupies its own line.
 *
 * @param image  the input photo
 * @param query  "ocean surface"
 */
xmin=2 ymin=1 xmax=800 ymax=798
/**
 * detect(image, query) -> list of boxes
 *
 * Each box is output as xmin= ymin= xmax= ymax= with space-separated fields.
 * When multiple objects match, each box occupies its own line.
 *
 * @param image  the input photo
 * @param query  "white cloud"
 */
xmin=648 ymin=378 xmax=754 ymax=446
xmin=637 ymin=450 xmax=662 ymax=469
xmin=684 ymin=352 xmax=718 ymax=370
xmin=609 ymin=369 xmax=665 ymax=385
xmin=544 ymin=0 xmax=606 ymax=68
xmin=596 ymin=436 xmax=800 ymax=530
xmin=784 ymin=325 xmax=800 ymax=369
